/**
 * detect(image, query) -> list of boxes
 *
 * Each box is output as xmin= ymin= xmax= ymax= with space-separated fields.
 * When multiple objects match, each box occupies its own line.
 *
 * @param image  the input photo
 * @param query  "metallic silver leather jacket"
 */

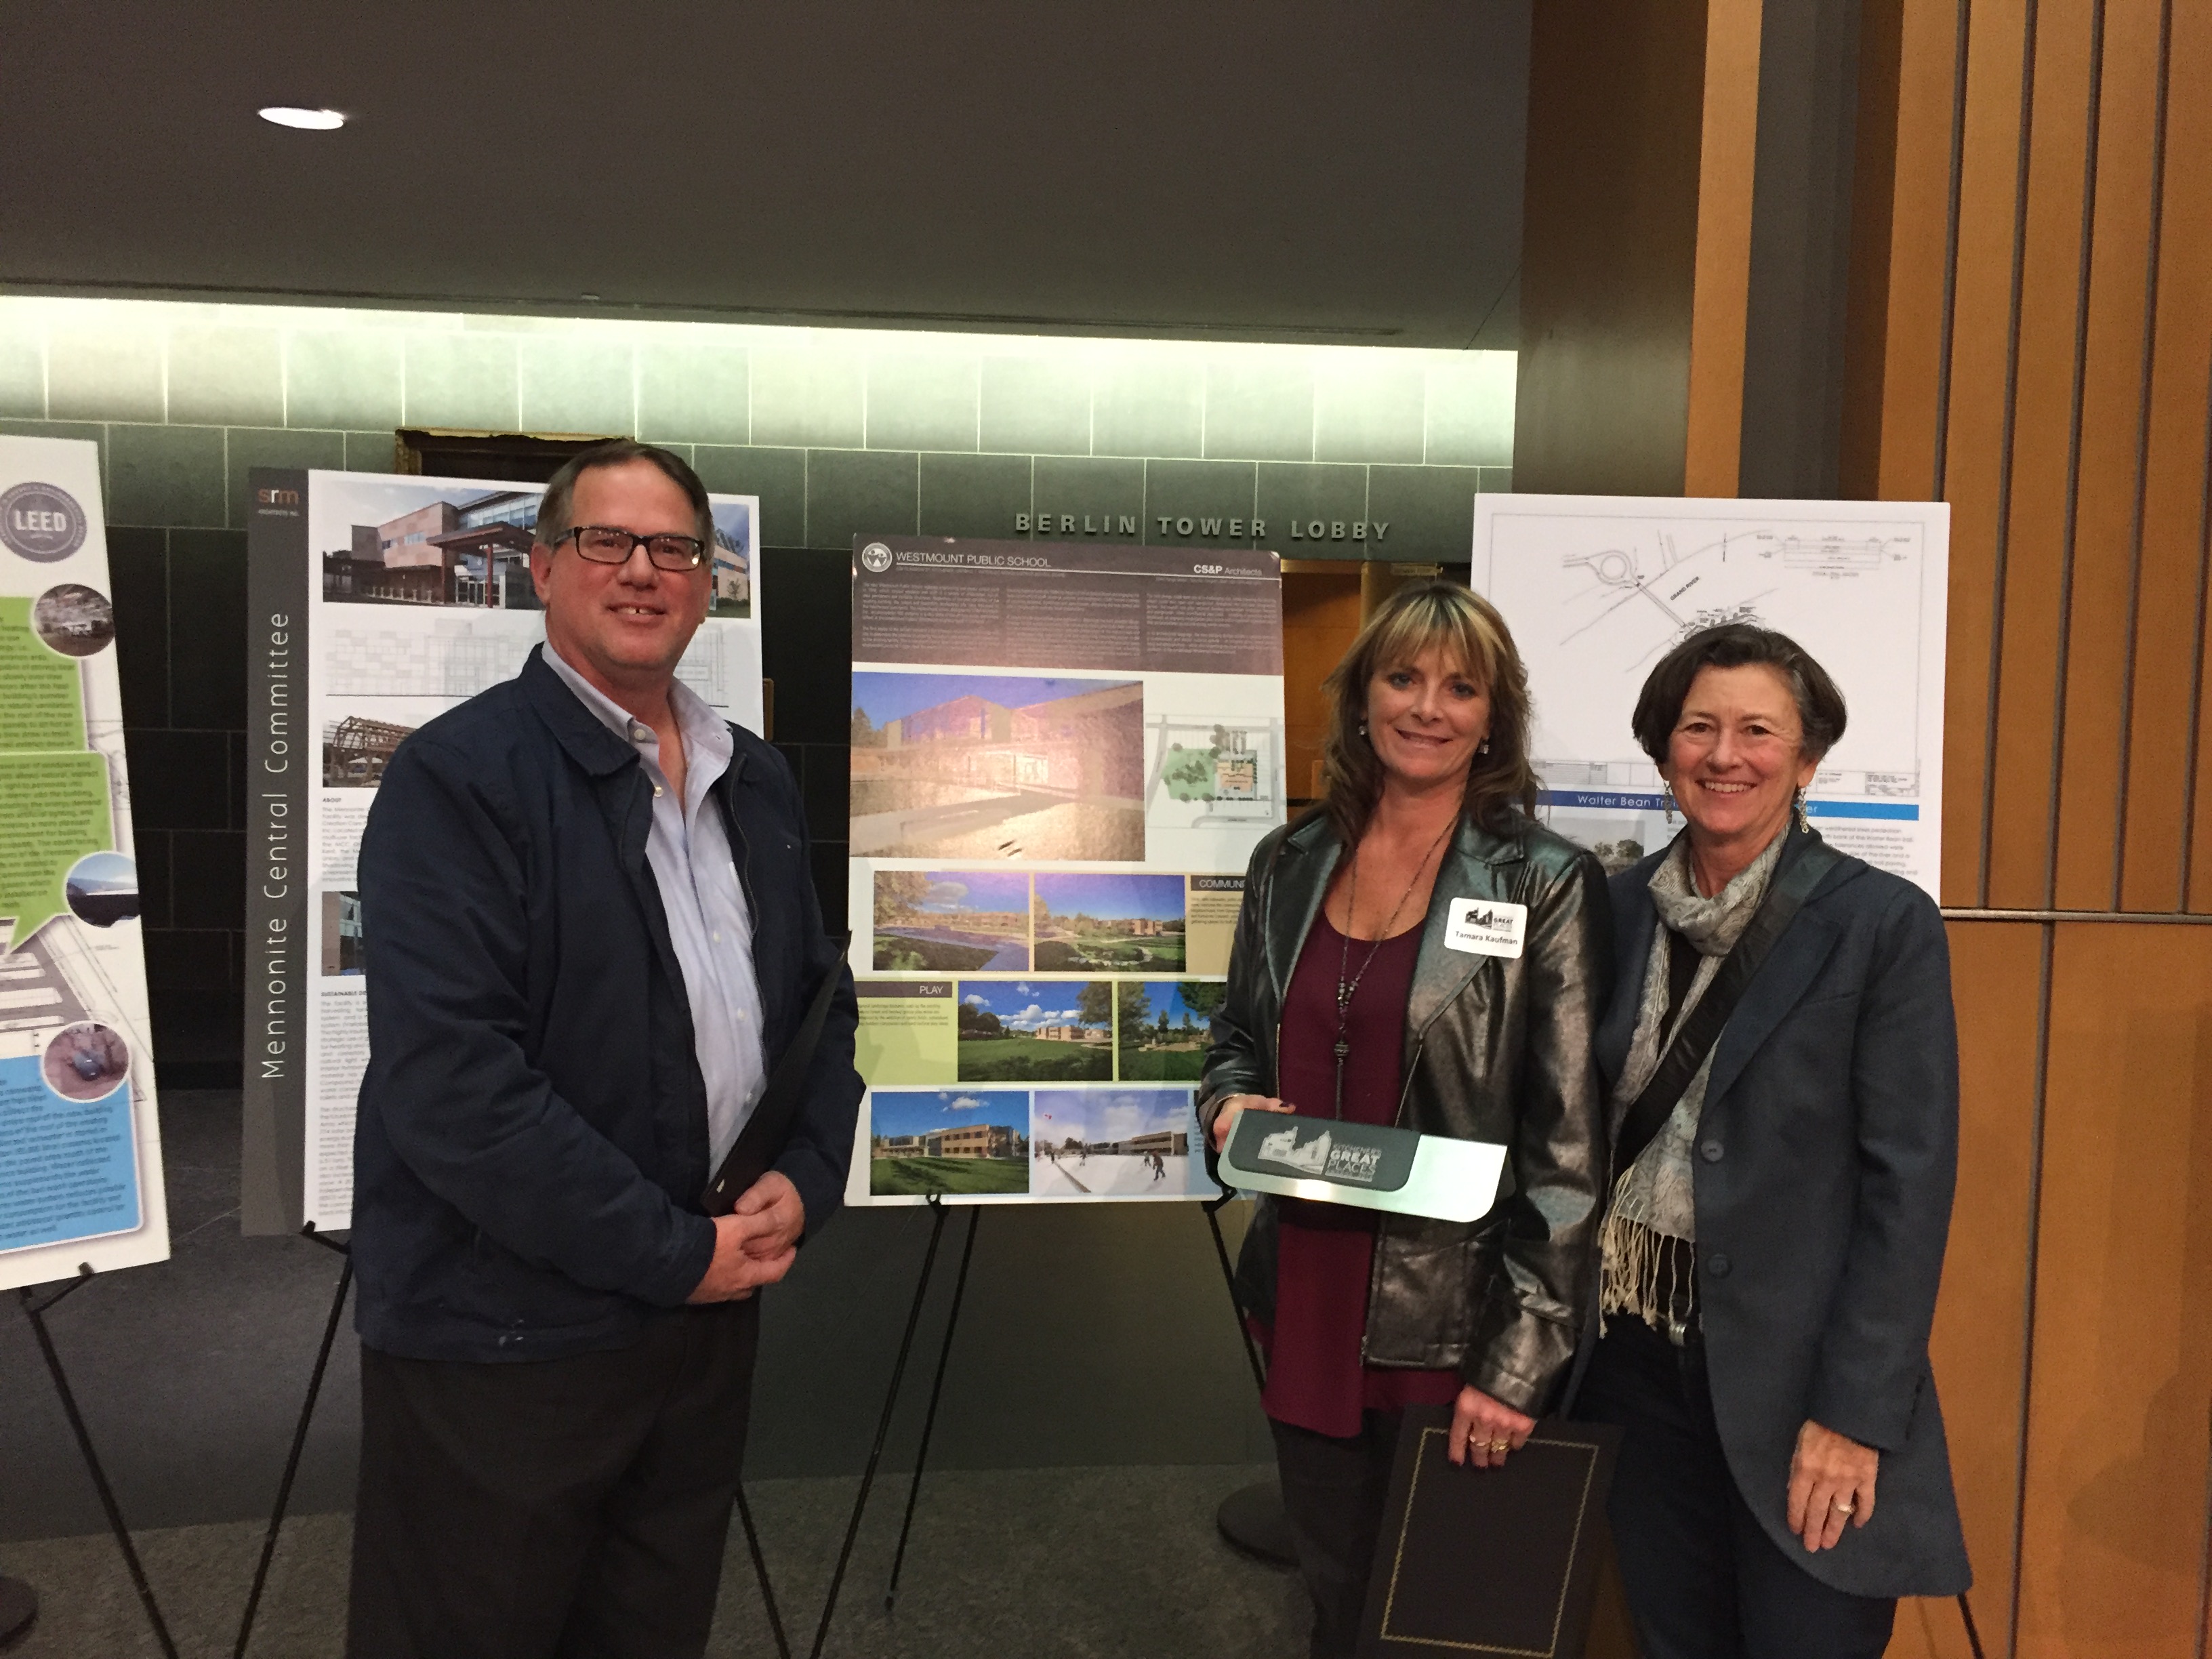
xmin=1200 ymin=811 xmax=1611 ymax=1414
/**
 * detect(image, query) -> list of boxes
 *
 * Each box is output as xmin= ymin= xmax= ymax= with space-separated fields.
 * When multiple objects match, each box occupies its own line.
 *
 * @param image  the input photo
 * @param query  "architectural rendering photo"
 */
xmin=955 ymin=979 xmax=1112 ymax=1082
xmin=872 ymin=869 xmax=1030 ymax=971
xmin=322 ymin=715 xmax=414 ymax=787
xmin=849 ymin=672 xmax=1145 ymax=861
xmin=1029 ymin=1089 xmax=1202 ymax=1198
xmin=708 ymin=501 xmax=753 ymax=619
xmin=1032 ymin=873 xmax=1186 ymax=972
xmin=1114 ymin=980 xmax=1225 ymax=1082
xmin=321 ymin=489 xmax=544 ymax=609
xmin=867 ymin=1088 xmax=1030 ymax=1197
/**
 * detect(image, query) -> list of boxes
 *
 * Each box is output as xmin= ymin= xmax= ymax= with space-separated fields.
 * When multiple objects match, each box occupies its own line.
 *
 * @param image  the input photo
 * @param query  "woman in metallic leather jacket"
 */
xmin=1200 ymin=581 xmax=1610 ymax=1658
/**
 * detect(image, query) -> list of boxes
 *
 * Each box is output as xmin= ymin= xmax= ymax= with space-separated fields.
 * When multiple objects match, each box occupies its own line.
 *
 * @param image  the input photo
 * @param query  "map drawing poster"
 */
xmin=0 ymin=434 xmax=170 ymax=1289
xmin=244 ymin=468 xmax=764 ymax=1232
xmin=1472 ymin=494 xmax=1948 ymax=897
xmin=846 ymin=536 xmax=1286 ymax=1206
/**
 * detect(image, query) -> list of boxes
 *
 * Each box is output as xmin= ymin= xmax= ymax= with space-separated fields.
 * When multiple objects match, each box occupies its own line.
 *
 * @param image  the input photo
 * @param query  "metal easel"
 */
xmin=18 ymin=1266 xmax=178 ymax=1659
xmin=806 ymin=1193 xmax=985 ymax=1658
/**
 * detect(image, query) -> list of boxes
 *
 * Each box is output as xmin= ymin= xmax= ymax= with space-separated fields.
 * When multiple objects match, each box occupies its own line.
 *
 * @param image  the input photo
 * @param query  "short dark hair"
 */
xmin=1631 ymin=623 xmax=1847 ymax=765
xmin=535 ymin=440 xmax=714 ymax=552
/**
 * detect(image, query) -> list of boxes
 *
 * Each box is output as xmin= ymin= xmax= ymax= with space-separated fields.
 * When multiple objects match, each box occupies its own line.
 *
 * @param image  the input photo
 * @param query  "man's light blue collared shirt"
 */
xmin=544 ymin=643 xmax=768 ymax=1169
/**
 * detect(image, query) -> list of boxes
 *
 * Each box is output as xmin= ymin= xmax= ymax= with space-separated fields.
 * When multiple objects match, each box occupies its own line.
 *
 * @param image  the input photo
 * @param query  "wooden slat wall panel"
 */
xmin=1883 ymin=922 xmax=2049 ymax=1659
xmin=2176 ymin=0 xmax=2212 ymax=916
xmin=1938 ymin=0 xmax=2033 ymax=903
xmin=1859 ymin=1 xmax=2212 ymax=1650
xmin=1986 ymin=0 xmax=2097 ymax=908
xmin=2051 ymin=1 xmax=2166 ymax=910
xmin=1841 ymin=0 xmax=1905 ymax=504
xmin=1889 ymin=1594 xmax=1981 ymax=1659
xmin=1511 ymin=0 xmax=1713 ymax=498
xmin=1870 ymin=0 xmax=1964 ymax=506
xmin=2119 ymin=0 xmax=2212 ymax=914
xmin=1531 ymin=0 xmax=2212 ymax=1647
xmin=2014 ymin=926 xmax=2212 ymax=1657
xmin=1681 ymin=0 xmax=1765 ymax=496
xmin=1280 ymin=571 xmax=1361 ymax=801
xmin=1882 ymin=0 xmax=2211 ymax=912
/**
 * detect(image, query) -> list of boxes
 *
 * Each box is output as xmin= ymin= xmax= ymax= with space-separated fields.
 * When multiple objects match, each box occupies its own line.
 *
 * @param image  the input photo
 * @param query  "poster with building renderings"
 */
xmin=844 ymin=536 xmax=1286 ymax=1206
xmin=242 ymin=468 xmax=763 ymax=1233
xmin=1471 ymin=493 xmax=1947 ymax=898
xmin=0 ymin=434 xmax=170 ymax=1288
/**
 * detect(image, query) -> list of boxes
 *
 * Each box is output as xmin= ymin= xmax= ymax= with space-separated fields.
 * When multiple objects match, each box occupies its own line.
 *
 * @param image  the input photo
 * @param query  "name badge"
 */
xmin=1445 ymin=897 xmax=1526 ymax=958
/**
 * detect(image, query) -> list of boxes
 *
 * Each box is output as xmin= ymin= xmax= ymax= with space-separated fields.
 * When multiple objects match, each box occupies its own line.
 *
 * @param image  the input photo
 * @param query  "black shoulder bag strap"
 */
xmin=703 ymin=939 xmax=851 ymax=1215
xmin=1612 ymin=834 xmax=1842 ymax=1177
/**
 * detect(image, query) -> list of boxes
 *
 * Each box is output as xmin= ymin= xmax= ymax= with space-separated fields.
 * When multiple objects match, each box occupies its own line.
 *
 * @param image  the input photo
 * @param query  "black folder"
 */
xmin=1358 ymin=1408 xmax=1622 ymax=1658
xmin=701 ymin=943 xmax=848 ymax=1216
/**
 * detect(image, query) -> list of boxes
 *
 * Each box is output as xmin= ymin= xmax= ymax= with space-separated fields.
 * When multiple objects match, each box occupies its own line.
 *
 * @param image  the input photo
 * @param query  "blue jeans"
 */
xmin=1577 ymin=1317 xmax=1896 ymax=1659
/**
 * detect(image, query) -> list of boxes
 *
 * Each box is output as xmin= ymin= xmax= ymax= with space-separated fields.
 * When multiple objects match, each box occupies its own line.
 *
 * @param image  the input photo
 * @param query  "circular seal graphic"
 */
xmin=859 ymin=541 xmax=894 ymax=574
xmin=0 ymin=481 xmax=87 ymax=563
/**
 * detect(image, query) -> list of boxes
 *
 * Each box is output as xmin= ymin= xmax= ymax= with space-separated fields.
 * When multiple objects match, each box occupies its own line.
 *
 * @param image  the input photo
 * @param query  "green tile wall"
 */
xmin=0 ymin=297 xmax=1516 ymax=1083
xmin=287 ymin=331 xmax=403 ymax=431
xmin=0 ymin=323 xmax=44 ymax=417
xmin=0 ymin=298 xmax=1513 ymax=559
xmin=165 ymin=327 xmax=283 ymax=427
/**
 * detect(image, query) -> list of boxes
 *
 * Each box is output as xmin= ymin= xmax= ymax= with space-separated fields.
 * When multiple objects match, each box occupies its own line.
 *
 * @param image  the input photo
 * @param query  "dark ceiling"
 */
xmin=1 ymin=3 xmax=1529 ymax=348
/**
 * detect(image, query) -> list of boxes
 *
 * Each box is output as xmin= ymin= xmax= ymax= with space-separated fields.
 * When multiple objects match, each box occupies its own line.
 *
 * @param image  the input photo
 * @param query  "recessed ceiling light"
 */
xmin=258 ymin=106 xmax=346 ymax=131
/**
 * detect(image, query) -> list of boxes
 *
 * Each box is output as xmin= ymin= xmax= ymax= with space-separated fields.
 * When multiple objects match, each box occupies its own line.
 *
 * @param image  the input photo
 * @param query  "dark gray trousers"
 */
xmin=1577 ymin=1317 xmax=1896 ymax=1659
xmin=1270 ymin=1410 xmax=1404 ymax=1659
xmin=347 ymin=1300 xmax=759 ymax=1659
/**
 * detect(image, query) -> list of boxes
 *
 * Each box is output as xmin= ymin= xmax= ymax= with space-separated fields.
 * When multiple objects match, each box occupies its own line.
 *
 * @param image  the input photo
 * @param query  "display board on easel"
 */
xmin=0 ymin=435 xmax=169 ymax=1290
xmin=1472 ymin=493 xmax=1949 ymax=899
xmin=842 ymin=535 xmax=1286 ymax=1207
xmin=240 ymin=467 xmax=766 ymax=1233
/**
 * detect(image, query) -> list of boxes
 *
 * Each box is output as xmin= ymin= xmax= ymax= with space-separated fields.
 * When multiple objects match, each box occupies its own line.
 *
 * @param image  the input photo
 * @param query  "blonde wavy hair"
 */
xmin=1316 ymin=579 xmax=1539 ymax=847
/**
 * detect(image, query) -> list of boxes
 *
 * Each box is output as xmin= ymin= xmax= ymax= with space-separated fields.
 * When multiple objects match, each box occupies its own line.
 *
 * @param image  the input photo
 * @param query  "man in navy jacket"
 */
xmin=345 ymin=441 xmax=859 ymax=1659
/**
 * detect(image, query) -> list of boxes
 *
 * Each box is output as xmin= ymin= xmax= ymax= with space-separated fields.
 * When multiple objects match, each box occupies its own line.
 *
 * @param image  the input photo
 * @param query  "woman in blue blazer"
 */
xmin=1577 ymin=625 xmax=1970 ymax=1659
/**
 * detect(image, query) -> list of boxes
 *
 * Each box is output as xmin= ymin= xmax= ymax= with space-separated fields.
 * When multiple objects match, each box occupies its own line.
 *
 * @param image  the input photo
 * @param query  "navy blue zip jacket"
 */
xmin=350 ymin=645 xmax=861 ymax=1363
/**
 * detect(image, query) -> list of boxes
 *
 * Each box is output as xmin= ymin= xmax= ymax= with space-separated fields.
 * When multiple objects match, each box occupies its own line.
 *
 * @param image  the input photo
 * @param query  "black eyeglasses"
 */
xmin=557 ymin=525 xmax=707 ymax=571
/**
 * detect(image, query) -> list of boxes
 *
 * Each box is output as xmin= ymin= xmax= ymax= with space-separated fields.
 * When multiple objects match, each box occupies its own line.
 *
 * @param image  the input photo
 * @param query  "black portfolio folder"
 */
xmin=701 ymin=943 xmax=848 ymax=1217
xmin=1358 ymin=1409 xmax=1622 ymax=1658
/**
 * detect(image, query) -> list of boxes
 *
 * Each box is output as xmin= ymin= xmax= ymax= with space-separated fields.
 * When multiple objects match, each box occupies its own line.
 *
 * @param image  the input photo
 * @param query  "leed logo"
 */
xmin=0 ymin=481 xmax=87 ymax=562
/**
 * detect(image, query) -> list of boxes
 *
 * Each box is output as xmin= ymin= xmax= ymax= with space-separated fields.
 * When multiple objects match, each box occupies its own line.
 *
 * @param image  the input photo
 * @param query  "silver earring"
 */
xmin=1662 ymin=782 xmax=1677 ymax=823
xmin=1795 ymin=786 xmax=1810 ymax=833
xmin=1357 ymin=721 xmax=1369 ymax=739
xmin=1478 ymin=737 xmax=1491 ymax=755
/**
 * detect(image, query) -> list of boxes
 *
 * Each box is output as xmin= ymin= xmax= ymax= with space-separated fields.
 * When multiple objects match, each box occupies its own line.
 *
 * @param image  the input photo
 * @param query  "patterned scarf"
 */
xmin=1597 ymin=829 xmax=1785 ymax=1338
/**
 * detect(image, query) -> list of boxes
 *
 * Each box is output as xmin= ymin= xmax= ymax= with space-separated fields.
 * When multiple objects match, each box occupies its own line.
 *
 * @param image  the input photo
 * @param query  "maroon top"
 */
xmin=1254 ymin=911 xmax=1463 ymax=1438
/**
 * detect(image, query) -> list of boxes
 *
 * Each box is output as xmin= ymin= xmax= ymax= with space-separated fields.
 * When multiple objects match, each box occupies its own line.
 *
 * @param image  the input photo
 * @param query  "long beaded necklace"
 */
xmin=1330 ymin=815 xmax=1456 ymax=1118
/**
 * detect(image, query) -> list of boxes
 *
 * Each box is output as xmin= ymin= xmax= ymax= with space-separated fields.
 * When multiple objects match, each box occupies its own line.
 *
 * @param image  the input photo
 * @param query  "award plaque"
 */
xmin=1218 ymin=1111 xmax=1505 ymax=1223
